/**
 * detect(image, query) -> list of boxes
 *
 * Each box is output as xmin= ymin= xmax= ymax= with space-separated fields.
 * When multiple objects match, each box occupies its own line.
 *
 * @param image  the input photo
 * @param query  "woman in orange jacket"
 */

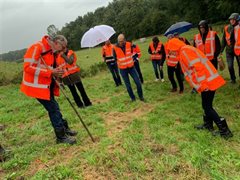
xmin=166 ymin=38 xmax=233 ymax=139
xmin=57 ymin=47 xmax=92 ymax=108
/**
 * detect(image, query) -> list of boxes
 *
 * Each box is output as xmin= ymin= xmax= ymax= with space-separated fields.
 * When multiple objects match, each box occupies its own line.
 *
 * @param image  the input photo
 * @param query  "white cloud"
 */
xmin=0 ymin=0 xmax=112 ymax=53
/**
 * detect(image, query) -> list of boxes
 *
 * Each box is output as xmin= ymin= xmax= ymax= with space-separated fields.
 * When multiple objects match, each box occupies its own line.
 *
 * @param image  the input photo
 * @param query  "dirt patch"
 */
xmin=25 ymin=146 xmax=81 ymax=177
xmin=102 ymin=104 xmax=155 ymax=137
xmin=93 ymin=97 xmax=110 ymax=104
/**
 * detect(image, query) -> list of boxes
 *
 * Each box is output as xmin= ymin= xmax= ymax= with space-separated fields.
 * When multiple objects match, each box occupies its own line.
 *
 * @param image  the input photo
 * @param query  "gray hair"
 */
xmin=53 ymin=35 xmax=68 ymax=46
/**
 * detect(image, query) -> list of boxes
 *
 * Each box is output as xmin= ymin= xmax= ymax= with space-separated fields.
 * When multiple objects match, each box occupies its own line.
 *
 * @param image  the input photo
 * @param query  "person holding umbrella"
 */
xmin=148 ymin=36 xmax=166 ymax=82
xmin=166 ymin=38 xmax=233 ymax=139
xmin=101 ymin=40 xmax=122 ymax=87
xmin=20 ymin=35 xmax=77 ymax=145
xmin=113 ymin=34 xmax=144 ymax=102
xmin=56 ymin=36 xmax=92 ymax=108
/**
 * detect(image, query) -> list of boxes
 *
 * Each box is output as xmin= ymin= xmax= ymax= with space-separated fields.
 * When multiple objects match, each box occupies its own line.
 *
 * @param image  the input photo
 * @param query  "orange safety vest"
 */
xmin=234 ymin=25 xmax=240 ymax=56
xmin=20 ymin=36 xmax=59 ymax=100
xmin=149 ymin=42 xmax=162 ymax=60
xmin=165 ymin=40 xmax=180 ymax=67
xmin=194 ymin=31 xmax=216 ymax=61
xmin=56 ymin=50 xmax=80 ymax=78
xmin=113 ymin=42 xmax=134 ymax=69
xmin=179 ymin=45 xmax=225 ymax=93
xmin=102 ymin=44 xmax=115 ymax=63
xmin=132 ymin=44 xmax=141 ymax=61
xmin=224 ymin=25 xmax=231 ymax=46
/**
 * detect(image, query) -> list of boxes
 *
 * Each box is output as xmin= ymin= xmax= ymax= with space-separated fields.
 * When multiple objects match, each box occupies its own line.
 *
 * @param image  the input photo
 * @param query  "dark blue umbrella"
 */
xmin=164 ymin=21 xmax=192 ymax=36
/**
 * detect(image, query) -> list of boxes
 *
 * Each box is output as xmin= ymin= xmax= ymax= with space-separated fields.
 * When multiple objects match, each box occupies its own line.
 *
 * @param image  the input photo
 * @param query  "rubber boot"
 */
xmin=194 ymin=115 xmax=214 ymax=132
xmin=213 ymin=118 xmax=233 ymax=139
xmin=0 ymin=145 xmax=5 ymax=162
xmin=62 ymin=119 xmax=78 ymax=136
xmin=54 ymin=127 xmax=76 ymax=145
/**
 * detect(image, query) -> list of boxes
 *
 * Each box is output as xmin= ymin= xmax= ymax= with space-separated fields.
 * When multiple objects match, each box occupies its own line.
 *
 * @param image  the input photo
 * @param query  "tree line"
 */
xmin=1 ymin=0 xmax=238 ymax=61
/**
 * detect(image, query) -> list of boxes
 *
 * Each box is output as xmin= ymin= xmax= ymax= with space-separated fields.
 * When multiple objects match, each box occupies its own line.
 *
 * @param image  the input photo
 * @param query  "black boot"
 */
xmin=0 ymin=145 xmax=5 ymax=162
xmin=54 ymin=127 xmax=76 ymax=145
xmin=213 ymin=118 xmax=233 ymax=139
xmin=62 ymin=119 xmax=78 ymax=136
xmin=194 ymin=115 xmax=214 ymax=132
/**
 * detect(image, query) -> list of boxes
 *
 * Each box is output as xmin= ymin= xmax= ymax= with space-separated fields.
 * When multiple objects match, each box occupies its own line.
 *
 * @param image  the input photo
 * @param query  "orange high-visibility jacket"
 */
xmin=149 ymin=42 xmax=162 ymax=60
xmin=234 ymin=25 xmax=240 ymax=56
xmin=56 ymin=50 xmax=80 ymax=78
xmin=132 ymin=44 xmax=141 ymax=60
xmin=20 ymin=36 xmax=59 ymax=100
xmin=165 ymin=40 xmax=180 ymax=67
xmin=179 ymin=45 xmax=225 ymax=93
xmin=102 ymin=44 xmax=115 ymax=63
xmin=113 ymin=42 xmax=134 ymax=69
xmin=224 ymin=25 xmax=231 ymax=46
xmin=194 ymin=31 xmax=217 ymax=61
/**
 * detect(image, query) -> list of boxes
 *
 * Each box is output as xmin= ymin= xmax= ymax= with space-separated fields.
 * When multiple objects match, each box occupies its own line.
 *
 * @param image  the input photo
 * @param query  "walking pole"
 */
xmin=40 ymin=56 xmax=95 ymax=142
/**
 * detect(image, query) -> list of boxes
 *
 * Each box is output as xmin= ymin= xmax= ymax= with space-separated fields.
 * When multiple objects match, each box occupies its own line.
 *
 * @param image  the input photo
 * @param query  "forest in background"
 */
xmin=0 ymin=0 xmax=239 ymax=61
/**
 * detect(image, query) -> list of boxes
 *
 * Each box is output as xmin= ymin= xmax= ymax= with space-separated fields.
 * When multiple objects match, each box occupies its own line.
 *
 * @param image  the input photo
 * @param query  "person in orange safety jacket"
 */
xmin=56 ymin=46 xmax=92 ymax=108
xmin=20 ymin=35 xmax=77 ymax=145
xmin=166 ymin=38 xmax=233 ymax=139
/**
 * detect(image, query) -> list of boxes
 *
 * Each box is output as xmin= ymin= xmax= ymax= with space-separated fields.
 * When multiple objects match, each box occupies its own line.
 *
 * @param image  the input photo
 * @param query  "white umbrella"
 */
xmin=81 ymin=25 xmax=116 ymax=48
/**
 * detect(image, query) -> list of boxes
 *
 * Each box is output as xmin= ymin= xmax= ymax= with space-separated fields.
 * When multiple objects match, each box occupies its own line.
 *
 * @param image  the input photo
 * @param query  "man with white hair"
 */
xmin=113 ymin=34 xmax=144 ymax=101
xmin=20 ymin=35 xmax=77 ymax=145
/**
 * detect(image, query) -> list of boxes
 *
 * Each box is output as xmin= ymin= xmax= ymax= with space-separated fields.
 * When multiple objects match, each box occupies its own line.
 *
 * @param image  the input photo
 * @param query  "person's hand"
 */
xmin=52 ymin=68 xmax=64 ymax=78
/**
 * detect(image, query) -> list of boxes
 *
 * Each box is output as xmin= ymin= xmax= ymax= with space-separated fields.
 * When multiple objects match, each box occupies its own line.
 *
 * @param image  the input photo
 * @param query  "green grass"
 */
xmin=1 ymin=24 xmax=240 ymax=179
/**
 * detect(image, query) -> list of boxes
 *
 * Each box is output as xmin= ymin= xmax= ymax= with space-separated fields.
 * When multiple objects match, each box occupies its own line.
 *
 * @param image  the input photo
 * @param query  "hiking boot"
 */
xmin=0 ymin=145 xmax=6 ymax=162
xmin=194 ymin=115 xmax=214 ymax=132
xmin=62 ymin=119 xmax=78 ymax=136
xmin=213 ymin=117 xmax=233 ymax=139
xmin=85 ymin=103 xmax=92 ymax=107
xmin=54 ymin=127 xmax=76 ymax=145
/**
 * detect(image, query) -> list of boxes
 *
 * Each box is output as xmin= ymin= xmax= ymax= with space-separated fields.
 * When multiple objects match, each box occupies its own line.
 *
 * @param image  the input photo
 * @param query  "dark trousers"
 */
xmin=152 ymin=60 xmax=164 ymax=79
xmin=107 ymin=62 xmax=122 ymax=86
xmin=120 ymin=67 xmax=143 ymax=100
xmin=68 ymin=81 xmax=91 ymax=107
xmin=37 ymin=95 xmax=64 ymax=129
xmin=210 ymin=58 xmax=218 ymax=70
xmin=226 ymin=52 xmax=240 ymax=81
xmin=201 ymin=90 xmax=221 ymax=124
xmin=134 ymin=60 xmax=144 ymax=83
xmin=167 ymin=63 xmax=184 ymax=91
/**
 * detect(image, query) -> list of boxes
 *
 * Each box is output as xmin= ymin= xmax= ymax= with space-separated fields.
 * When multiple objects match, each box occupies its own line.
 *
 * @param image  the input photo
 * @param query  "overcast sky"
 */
xmin=0 ymin=0 xmax=112 ymax=53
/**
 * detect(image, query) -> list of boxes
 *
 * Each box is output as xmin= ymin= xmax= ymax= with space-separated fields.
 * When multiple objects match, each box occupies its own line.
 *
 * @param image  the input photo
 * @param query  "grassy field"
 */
xmin=0 ymin=25 xmax=240 ymax=179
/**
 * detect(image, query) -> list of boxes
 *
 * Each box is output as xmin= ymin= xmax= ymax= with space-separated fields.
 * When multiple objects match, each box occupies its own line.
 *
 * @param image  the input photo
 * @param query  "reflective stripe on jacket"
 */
xmin=234 ymin=25 xmax=240 ymax=56
xmin=149 ymin=42 xmax=162 ymax=60
xmin=224 ymin=25 xmax=231 ymax=46
xmin=165 ymin=40 xmax=179 ymax=67
xmin=20 ymin=35 xmax=59 ymax=100
xmin=56 ymin=50 xmax=80 ymax=78
xmin=102 ymin=44 xmax=115 ymax=63
xmin=113 ymin=42 xmax=134 ymax=69
xmin=194 ymin=31 xmax=216 ymax=60
xmin=179 ymin=45 xmax=225 ymax=93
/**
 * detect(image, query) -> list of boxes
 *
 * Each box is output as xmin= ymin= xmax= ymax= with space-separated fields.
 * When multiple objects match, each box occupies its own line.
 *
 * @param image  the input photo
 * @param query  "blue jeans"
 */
xmin=152 ymin=60 xmax=164 ymax=79
xmin=37 ymin=95 xmax=64 ymax=129
xmin=107 ymin=62 xmax=122 ymax=86
xmin=120 ymin=67 xmax=143 ymax=100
